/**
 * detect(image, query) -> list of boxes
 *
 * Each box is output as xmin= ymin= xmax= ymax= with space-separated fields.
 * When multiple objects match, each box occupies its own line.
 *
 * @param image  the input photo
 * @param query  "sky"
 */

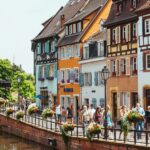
xmin=0 ymin=0 xmax=68 ymax=74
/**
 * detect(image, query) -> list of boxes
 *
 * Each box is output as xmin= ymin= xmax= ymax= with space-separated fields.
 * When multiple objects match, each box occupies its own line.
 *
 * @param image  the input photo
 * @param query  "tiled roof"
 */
xmin=33 ymin=0 xmax=87 ymax=41
xmin=65 ymin=0 xmax=107 ymax=24
xmin=87 ymin=31 xmax=106 ymax=41
xmin=104 ymin=1 xmax=146 ymax=27
xmin=136 ymin=0 xmax=150 ymax=12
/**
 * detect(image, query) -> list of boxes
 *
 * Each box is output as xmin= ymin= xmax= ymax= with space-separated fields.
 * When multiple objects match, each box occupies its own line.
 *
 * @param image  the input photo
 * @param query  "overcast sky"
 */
xmin=0 ymin=0 xmax=68 ymax=74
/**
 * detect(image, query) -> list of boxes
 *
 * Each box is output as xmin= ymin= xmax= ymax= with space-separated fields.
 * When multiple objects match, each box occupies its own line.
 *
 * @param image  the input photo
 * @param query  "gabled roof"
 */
xmin=65 ymin=0 xmax=107 ymax=24
xmin=33 ymin=0 xmax=87 ymax=41
xmin=58 ymin=0 xmax=109 ymax=47
xmin=104 ymin=0 xmax=146 ymax=27
xmin=42 ymin=16 xmax=54 ymax=27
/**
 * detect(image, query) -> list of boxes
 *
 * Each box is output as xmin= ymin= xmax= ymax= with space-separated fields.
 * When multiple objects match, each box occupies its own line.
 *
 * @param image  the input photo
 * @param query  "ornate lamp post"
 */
xmin=100 ymin=66 xmax=110 ymax=139
xmin=17 ymin=76 xmax=21 ymax=110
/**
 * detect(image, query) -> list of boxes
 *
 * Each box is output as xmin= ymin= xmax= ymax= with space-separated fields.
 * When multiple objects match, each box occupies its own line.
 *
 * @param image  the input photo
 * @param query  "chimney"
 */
xmin=61 ymin=15 xmax=65 ymax=27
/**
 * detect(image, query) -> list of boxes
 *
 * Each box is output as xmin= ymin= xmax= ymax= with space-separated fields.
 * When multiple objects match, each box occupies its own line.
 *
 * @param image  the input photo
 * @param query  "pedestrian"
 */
xmin=67 ymin=107 xmax=73 ymax=124
xmin=134 ymin=103 xmax=145 ymax=139
xmin=88 ymin=104 xmax=95 ymax=122
xmin=118 ymin=105 xmax=128 ymax=139
xmin=145 ymin=106 xmax=150 ymax=131
xmin=55 ymin=103 xmax=62 ymax=128
xmin=82 ymin=105 xmax=90 ymax=127
xmin=93 ymin=107 xmax=102 ymax=124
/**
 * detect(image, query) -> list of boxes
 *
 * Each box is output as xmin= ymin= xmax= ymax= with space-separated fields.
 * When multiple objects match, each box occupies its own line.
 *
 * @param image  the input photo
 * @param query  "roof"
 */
xmin=65 ymin=0 xmax=107 ymax=24
xmin=136 ymin=0 xmax=150 ymax=12
xmin=33 ymin=0 xmax=87 ymax=41
xmin=42 ymin=16 xmax=54 ymax=27
xmin=87 ymin=31 xmax=106 ymax=41
xmin=104 ymin=1 xmax=146 ymax=27
xmin=58 ymin=0 xmax=109 ymax=47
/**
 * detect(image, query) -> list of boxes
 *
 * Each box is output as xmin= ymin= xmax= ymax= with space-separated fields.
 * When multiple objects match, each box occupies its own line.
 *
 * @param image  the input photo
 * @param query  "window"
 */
xmin=42 ymin=65 xmax=45 ymax=78
xmin=92 ymin=98 xmax=97 ymax=109
xmin=74 ymin=44 xmax=80 ymax=57
xmin=74 ymin=69 xmax=79 ymax=82
xmin=132 ymin=23 xmax=137 ymax=38
xmin=131 ymin=57 xmax=137 ymax=75
xmin=132 ymin=0 xmax=137 ymax=9
xmin=111 ymin=60 xmax=116 ymax=75
xmin=69 ymin=25 xmax=73 ymax=34
xmin=65 ymin=26 xmax=69 ymax=35
xmin=83 ymin=46 xmax=89 ymax=59
xmin=146 ymin=54 xmax=150 ymax=70
xmin=42 ymin=42 xmax=46 ymax=53
xmin=51 ymin=41 xmax=55 ymax=52
xmin=60 ymin=70 xmax=65 ymax=83
xmin=145 ymin=19 xmax=150 ymax=35
xmin=112 ymin=28 xmax=116 ymax=43
xmin=120 ymin=59 xmax=126 ymax=74
xmin=122 ymin=26 xmax=126 ymax=40
xmin=66 ymin=69 xmax=70 ymax=83
xmin=98 ymin=42 xmax=104 ymax=56
xmin=73 ymin=24 xmax=76 ymax=33
xmin=77 ymin=22 xmax=82 ymax=32
xmin=99 ymin=98 xmax=105 ymax=108
xmin=61 ymin=47 xmax=65 ymax=59
xmin=120 ymin=92 xmax=129 ymax=107
xmin=84 ymin=73 xmax=92 ymax=86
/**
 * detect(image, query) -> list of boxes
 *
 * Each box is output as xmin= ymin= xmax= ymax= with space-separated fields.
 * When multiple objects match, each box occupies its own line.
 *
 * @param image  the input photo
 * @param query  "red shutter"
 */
xmin=143 ymin=53 xmax=146 ymax=70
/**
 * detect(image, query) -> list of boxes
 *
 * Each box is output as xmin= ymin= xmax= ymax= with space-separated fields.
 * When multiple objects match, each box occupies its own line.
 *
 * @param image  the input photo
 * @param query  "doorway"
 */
xmin=131 ymin=92 xmax=138 ymax=108
xmin=112 ymin=92 xmax=117 ymax=121
xmin=146 ymin=89 xmax=150 ymax=108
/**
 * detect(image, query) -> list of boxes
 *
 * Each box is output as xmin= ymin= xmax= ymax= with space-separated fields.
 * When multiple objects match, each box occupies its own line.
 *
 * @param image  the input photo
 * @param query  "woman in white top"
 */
xmin=56 ymin=103 xmax=62 ymax=126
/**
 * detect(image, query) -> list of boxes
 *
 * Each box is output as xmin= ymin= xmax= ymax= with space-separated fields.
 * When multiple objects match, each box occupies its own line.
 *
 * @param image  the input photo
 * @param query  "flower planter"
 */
xmin=28 ymin=106 xmax=38 ymax=115
xmin=6 ymin=108 xmax=14 ymax=117
xmin=42 ymin=108 xmax=55 ymax=119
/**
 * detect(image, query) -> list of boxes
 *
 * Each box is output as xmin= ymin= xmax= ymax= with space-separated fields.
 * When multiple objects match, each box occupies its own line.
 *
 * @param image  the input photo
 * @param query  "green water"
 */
xmin=0 ymin=132 xmax=50 ymax=150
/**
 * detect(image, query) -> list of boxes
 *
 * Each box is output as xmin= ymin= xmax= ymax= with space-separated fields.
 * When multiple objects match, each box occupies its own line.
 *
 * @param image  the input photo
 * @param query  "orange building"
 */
xmin=57 ymin=0 xmax=112 ymax=114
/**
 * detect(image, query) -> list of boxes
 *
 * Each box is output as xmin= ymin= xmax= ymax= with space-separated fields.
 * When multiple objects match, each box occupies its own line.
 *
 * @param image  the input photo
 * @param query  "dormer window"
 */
xmin=116 ymin=3 xmax=122 ymax=15
xmin=69 ymin=25 xmax=73 ymax=34
xmin=132 ymin=0 xmax=137 ymax=9
xmin=73 ymin=24 xmax=76 ymax=33
xmin=65 ymin=26 xmax=69 ymax=35
xmin=122 ymin=26 xmax=126 ymax=41
xmin=77 ymin=22 xmax=82 ymax=32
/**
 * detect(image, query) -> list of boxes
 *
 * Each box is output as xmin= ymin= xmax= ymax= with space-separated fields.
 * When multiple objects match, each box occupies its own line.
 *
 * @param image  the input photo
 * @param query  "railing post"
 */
xmin=51 ymin=117 xmax=52 ymax=130
xmin=134 ymin=124 xmax=136 ymax=144
xmin=55 ymin=114 xmax=57 ymax=132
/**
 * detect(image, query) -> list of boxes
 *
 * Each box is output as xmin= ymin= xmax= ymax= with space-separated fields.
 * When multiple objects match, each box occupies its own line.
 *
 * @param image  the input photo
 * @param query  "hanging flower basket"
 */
xmin=127 ymin=111 xmax=144 ymax=124
xmin=86 ymin=122 xmax=101 ymax=141
xmin=42 ymin=108 xmax=55 ymax=119
xmin=16 ymin=110 xmax=24 ymax=120
xmin=0 ymin=99 xmax=6 ymax=106
xmin=6 ymin=108 xmax=14 ymax=117
xmin=28 ymin=106 xmax=38 ymax=115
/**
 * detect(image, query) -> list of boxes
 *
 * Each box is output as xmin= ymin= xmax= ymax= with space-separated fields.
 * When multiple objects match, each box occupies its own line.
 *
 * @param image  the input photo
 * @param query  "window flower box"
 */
xmin=61 ymin=79 xmax=65 ymax=83
xmin=38 ymin=77 xmax=45 ymax=81
xmin=75 ymin=78 xmax=79 ymax=83
xmin=47 ymin=76 xmax=54 ymax=81
xmin=112 ymin=72 xmax=116 ymax=76
xmin=67 ymin=79 xmax=70 ymax=83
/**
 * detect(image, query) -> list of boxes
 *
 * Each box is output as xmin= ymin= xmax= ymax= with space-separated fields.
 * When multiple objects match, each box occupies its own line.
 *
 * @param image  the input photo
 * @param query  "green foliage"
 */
xmin=0 ymin=58 xmax=35 ymax=102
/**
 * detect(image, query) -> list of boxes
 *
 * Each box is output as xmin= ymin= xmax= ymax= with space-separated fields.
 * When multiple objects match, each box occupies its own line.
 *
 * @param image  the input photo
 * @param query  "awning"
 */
xmin=34 ymin=95 xmax=47 ymax=100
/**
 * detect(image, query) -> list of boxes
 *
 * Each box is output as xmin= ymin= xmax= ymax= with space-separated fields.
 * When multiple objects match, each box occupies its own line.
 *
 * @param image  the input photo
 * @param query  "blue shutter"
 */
xmin=94 ymin=72 xmax=98 ymax=86
xmin=38 ymin=66 xmax=42 ymax=79
xmin=54 ymin=63 xmax=57 ymax=78
xmin=37 ymin=43 xmax=41 ymax=54
xmin=45 ymin=64 xmax=50 ymax=78
xmin=45 ymin=40 xmax=50 ymax=53
xmin=79 ymin=73 xmax=84 ymax=87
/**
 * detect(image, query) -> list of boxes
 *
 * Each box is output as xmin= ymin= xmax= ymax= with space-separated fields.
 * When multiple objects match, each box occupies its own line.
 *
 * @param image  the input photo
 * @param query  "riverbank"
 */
xmin=0 ymin=113 xmax=149 ymax=150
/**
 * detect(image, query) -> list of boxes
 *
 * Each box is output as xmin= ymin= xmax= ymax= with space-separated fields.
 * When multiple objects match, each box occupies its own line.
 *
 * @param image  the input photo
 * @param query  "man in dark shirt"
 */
xmin=145 ymin=106 xmax=150 ymax=127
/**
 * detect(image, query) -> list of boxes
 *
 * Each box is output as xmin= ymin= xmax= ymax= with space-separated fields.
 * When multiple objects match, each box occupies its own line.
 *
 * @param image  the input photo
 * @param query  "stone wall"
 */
xmin=0 ymin=114 xmax=149 ymax=150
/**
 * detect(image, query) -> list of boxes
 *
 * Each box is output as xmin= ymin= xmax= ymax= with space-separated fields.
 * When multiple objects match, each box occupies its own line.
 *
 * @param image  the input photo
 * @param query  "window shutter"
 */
xmin=94 ymin=72 xmax=98 ymax=86
xmin=118 ymin=26 xmax=121 ymax=43
xmin=37 ymin=43 xmax=41 ymax=54
xmin=143 ymin=53 xmax=146 ymax=70
xmin=99 ymin=98 xmax=105 ymax=107
xmin=115 ymin=27 xmax=118 ymax=43
xmin=64 ymin=70 xmax=68 ymax=82
xmin=89 ymin=73 xmax=92 ymax=86
xmin=92 ymin=98 xmax=97 ymax=109
xmin=126 ymin=57 xmax=131 ymax=76
xmin=79 ymin=73 xmax=84 ymax=87
xmin=117 ymin=93 xmax=121 ymax=108
xmin=115 ymin=59 xmax=118 ymax=76
xmin=127 ymin=92 xmax=130 ymax=108
xmin=45 ymin=40 xmax=50 ymax=53
xmin=107 ymin=29 xmax=110 ymax=45
xmin=128 ymin=24 xmax=131 ymax=41
xmin=107 ymin=60 xmax=111 ymax=74
xmin=118 ymin=59 xmax=122 ymax=76
xmin=54 ymin=63 xmax=57 ymax=78
xmin=38 ymin=66 xmax=42 ymax=79
xmin=45 ymin=64 xmax=50 ymax=78
xmin=126 ymin=25 xmax=129 ymax=41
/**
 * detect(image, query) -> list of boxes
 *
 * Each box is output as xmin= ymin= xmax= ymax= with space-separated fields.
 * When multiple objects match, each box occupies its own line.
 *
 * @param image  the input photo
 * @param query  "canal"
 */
xmin=0 ymin=131 xmax=50 ymax=150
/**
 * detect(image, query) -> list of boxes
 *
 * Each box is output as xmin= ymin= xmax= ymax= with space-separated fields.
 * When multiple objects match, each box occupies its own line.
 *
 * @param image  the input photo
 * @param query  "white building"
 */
xmin=79 ymin=31 xmax=106 ymax=108
xmin=137 ymin=2 xmax=150 ymax=109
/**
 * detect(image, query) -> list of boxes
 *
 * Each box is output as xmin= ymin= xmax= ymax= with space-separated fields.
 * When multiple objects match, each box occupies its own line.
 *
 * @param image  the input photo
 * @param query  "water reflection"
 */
xmin=0 ymin=132 xmax=50 ymax=150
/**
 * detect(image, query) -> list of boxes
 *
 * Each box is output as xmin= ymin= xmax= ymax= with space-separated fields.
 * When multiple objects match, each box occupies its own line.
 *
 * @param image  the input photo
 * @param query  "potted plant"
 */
xmin=86 ymin=122 xmax=101 ymax=142
xmin=61 ymin=79 xmax=65 ymax=83
xmin=28 ymin=106 xmax=38 ymax=115
xmin=75 ymin=78 xmax=79 ymax=83
xmin=0 ymin=98 xmax=6 ymax=106
xmin=67 ymin=79 xmax=70 ymax=83
xmin=42 ymin=108 xmax=55 ymax=119
xmin=16 ymin=110 xmax=24 ymax=120
xmin=6 ymin=107 xmax=14 ymax=117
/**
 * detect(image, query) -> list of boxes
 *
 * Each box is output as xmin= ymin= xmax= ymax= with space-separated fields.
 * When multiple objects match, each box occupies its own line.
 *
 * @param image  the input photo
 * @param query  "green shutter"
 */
xmin=94 ymin=72 xmax=98 ymax=86
xmin=37 ymin=43 xmax=41 ymax=54
xmin=45 ymin=40 xmax=50 ymax=53
xmin=38 ymin=66 xmax=42 ymax=79
xmin=45 ymin=64 xmax=50 ymax=78
xmin=53 ymin=63 xmax=57 ymax=78
xmin=79 ymin=73 xmax=84 ymax=87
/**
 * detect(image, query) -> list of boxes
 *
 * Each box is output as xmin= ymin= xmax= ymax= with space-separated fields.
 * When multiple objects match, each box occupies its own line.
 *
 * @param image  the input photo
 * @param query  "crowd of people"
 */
xmin=55 ymin=102 xmax=150 ymax=138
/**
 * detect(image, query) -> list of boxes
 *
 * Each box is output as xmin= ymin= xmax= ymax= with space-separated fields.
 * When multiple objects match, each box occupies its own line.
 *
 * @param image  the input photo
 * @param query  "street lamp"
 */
xmin=100 ymin=66 xmax=110 ymax=139
xmin=17 ymin=76 xmax=21 ymax=110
